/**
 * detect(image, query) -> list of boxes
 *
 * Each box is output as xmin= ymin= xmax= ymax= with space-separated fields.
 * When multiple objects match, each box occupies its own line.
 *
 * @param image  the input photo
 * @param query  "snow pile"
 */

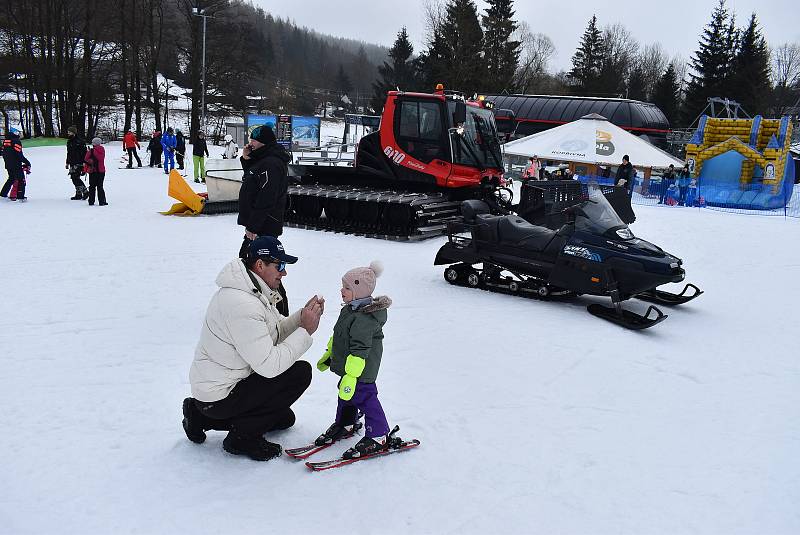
xmin=0 ymin=144 xmax=799 ymax=534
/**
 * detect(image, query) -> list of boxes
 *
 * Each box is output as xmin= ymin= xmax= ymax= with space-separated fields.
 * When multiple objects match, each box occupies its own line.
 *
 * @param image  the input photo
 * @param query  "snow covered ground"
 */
xmin=1 ymin=144 xmax=799 ymax=535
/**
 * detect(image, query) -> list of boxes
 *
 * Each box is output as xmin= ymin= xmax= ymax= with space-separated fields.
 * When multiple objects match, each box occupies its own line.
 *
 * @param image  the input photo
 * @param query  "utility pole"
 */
xmin=192 ymin=6 xmax=211 ymax=133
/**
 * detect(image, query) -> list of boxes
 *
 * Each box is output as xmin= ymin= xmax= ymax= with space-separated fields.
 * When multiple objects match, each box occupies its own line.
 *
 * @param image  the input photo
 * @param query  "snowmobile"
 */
xmin=434 ymin=183 xmax=702 ymax=329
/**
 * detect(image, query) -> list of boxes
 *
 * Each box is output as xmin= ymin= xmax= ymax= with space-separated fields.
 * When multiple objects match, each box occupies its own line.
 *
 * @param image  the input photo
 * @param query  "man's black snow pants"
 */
xmin=194 ymin=361 xmax=311 ymax=437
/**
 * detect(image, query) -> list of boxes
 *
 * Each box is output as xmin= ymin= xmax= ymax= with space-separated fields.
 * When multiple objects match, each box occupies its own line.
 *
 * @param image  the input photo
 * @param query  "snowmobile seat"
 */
xmin=473 ymin=213 xmax=501 ymax=242
xmin=461 ymin=199 xmax=491 ymax=223
xmin=497 ymin=216 xmax=557 ymax=251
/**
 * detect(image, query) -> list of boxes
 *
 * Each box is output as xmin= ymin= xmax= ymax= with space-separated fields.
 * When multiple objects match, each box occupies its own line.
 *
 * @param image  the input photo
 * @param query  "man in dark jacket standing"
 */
xmin=238 ymin=124 xmax=292 ymax=316
xmin=65 ymin=126 xmax=89 ymax=200
xmin=659 ymin=164 xmax=676 ymax=204
xmin=175 ymin=130 xmax=186 ymax=170
xmin=615 ymin=155 xmax=635 ymax=195
xmin=147 ymin=130 xmax=162 ymax=167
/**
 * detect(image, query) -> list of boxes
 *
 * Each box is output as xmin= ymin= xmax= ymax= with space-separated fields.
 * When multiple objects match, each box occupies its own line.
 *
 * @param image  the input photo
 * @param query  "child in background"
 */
xmin=8 ymin=164 xmax=30 ymax=201
xmin=1 ymin=126 xmax=31 ymax=201
xmin=315 ymin=261 xmax=401 ymax=459
xmin=84 ymin=137 xmax=108 ymax=206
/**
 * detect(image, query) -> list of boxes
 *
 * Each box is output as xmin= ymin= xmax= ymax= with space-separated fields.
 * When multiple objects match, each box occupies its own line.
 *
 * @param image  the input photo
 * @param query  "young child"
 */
xmin=315 ymin=261 xmax=395 ymax=459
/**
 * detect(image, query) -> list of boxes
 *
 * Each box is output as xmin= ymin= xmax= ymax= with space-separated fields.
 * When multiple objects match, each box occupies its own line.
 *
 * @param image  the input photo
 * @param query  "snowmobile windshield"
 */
xmin=449 ymin=103 xmax=503 ymax=171
xmin=574 ymin=185 xmax=631 ymax=238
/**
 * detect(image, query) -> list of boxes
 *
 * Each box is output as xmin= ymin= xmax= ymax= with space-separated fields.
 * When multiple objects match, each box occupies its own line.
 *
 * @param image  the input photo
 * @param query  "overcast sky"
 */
xmin=252 ymin=0 xmax=799 ymax=72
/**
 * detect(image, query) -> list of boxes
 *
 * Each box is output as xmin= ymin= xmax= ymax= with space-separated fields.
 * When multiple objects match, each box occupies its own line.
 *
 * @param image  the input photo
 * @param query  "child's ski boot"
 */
xmin=314 ymin=422 xmax=359 ymax=447
xmin=342 ymin=436 xmax=386 ymax=459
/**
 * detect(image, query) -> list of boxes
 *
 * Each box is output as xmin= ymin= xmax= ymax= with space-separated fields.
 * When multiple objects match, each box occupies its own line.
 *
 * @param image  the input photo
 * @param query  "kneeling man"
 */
xmin=183 ymin=236 xmax=324 ymax=460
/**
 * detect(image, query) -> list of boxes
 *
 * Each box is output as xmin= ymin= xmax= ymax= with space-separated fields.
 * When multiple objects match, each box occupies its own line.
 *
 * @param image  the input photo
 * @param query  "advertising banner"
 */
xmin=291 ymin=116 xmax=321 ymax=150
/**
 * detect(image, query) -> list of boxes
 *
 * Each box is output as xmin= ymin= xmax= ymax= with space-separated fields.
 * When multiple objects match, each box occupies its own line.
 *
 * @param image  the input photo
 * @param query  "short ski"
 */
xmin=305 ymin=439 xmax=420 ymax=472
xmin=285 ymin=422 xmax=363 ymax=460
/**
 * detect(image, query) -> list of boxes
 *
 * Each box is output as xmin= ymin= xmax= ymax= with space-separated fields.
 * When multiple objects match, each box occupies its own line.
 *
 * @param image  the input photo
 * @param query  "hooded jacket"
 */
xmin=66 ymin=136 xmax=88 ymax=165
xmin=3 ymin=134 xmax=31 ymax=171
xmin=189 ymin=258 xmax=313 ymax=402
xmin=192 ymin=136 xmax=209 ymax=157
xmin=161 ymin=132 xmax=177 ymax=153
xmin=123 ymin=132 xmax=140 ymax=150
xmin=237 ymin=142 xmax=292 ymax=237
xmin=84 ymin=145 xmax=106 ymax=173
xmin=328 ymin=296 xmax=391 ymax=384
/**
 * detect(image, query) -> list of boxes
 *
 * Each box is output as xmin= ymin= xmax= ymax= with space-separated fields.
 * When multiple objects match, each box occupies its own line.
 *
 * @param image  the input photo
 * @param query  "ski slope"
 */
xmin=1 ymin=144 xmax=798 ymax=534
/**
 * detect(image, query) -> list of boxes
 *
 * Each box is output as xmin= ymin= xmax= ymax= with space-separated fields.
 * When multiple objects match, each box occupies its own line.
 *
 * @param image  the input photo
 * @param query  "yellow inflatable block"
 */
xmin=167 ymin=169 xmax=204 ymax=214
xmin=160 ymin=202 xmax=200 ymax=216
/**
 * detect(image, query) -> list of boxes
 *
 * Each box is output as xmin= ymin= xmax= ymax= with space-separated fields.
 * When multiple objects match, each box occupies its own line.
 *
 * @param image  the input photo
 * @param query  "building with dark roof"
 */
xmin=488 ymin=94 xmax=671 ymax=147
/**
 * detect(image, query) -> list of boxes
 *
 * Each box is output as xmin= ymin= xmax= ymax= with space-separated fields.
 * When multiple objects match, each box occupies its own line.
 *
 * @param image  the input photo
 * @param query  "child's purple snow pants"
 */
xmin=336 ymin=381 xmax=389 ymax=438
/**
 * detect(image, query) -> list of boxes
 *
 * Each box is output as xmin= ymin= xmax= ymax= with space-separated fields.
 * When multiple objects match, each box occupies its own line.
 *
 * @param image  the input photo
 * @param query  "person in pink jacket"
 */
xmin=84 ymin=137 xmax=107 ymax=206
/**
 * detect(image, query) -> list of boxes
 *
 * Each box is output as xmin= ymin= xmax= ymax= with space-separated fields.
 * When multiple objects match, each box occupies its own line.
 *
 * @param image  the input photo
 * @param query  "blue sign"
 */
xmin=291 ymin=116 xmax=321 ymax=150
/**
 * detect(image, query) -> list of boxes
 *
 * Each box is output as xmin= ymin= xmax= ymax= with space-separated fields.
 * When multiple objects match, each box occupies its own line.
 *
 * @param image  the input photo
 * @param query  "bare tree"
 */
xmin=638 ymin=43 xmax=668 ymax=100
xmin=422 ymin=0 xmax=447 ymax=46
xmin=772 ymin=42 xmax=800 ymax=115
xmin=514 ymin=22 xmax=555 ymax=93
xmin=602 ymin=22 xmax=639 ymax=72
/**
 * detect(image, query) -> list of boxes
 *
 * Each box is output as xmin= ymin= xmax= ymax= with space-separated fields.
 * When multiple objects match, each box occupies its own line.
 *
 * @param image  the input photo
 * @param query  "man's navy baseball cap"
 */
xmin=246 ymin=235 xmax=298 ymax=264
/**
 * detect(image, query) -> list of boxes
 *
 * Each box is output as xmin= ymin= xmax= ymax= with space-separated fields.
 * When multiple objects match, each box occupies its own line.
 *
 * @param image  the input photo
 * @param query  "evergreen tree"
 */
xmin=335 ymin=63 xmax=353 ymax=96
xmin=419 ymin=0 xmax=486 ymax=93
xmin=570 ymin=15 xmax=604 ymax=95
xmin=728 ymin=13 xmax=771 ymax=115
xmin=626 ymin=65 xmax=647 ymax=101
xmin=652 ymin=63 xmax=681 ymax=125
xmin=416 ymin=29 xmax=450 ymax=89
xmin=481 ymin=0 xmax=521 ymax=93
xmin=683 ymin=0 xmax=738 ymax=122
xmin=371 ymin=27 xmax=415 ymax=114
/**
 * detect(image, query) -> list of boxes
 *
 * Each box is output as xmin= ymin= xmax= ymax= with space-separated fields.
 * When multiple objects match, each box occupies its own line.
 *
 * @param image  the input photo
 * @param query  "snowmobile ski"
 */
xmin=305 ymin=440 xmax=420 ymax=472
xmin=285 ymin=422 xmax=363 ymax=460
xmin=587 ymin=302 xmax=668 ymax=330
xmin=635 ymin=283 xmax=703 ymax=306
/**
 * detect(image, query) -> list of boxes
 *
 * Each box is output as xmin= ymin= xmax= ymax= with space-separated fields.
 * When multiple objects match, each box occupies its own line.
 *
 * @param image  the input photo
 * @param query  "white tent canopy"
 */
xmin=503 ymin=113 xmax=684 ymax=169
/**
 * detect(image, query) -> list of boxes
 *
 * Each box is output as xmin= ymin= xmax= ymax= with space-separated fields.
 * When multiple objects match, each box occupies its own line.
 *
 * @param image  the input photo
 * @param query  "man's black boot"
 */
xmin=222 ymin=432 xmax=282 ymax=461
xmin=182 ymin=398 xmax=206 ymax=444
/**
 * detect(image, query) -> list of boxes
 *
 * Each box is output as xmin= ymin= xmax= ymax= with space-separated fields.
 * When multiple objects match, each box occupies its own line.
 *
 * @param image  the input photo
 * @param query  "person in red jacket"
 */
xmin=84 ymin=137 xmax=108 ymax=206
xmin=123 ymin=129 xmax=142 ymax=168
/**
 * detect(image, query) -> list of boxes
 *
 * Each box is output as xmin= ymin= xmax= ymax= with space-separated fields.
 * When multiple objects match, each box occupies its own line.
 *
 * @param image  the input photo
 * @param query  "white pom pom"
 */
xmin=369 ymin=260 xmax=384 ymax=278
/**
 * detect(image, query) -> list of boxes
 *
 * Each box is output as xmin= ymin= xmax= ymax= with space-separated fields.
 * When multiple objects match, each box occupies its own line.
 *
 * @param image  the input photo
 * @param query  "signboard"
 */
xmin=291 ymin=116 xmax=321 ymax=150
xmin=275 ymin=115 xmax=292 ymax=149
xmin=245 ymin=114 xmax=321 ymax=151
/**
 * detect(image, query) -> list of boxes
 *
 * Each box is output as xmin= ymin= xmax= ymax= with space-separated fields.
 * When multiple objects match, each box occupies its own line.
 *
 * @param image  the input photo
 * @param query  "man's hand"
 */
xmin=300 ymin=300 xmax=323 ymax=335
xmin=304 ymin=295 xmax=325 ymax=315
xmin=242 ymin=143 xmax=253 ymax=159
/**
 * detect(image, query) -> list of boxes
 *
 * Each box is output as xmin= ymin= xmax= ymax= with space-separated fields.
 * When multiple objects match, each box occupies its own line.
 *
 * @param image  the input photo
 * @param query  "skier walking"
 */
xmin=65 ymin=126 xmax=89 ymax=200
xmin=147 ymin=130 xmax=162 ymax=167
xmin=222 ymin=133 xmax=239 ymax=159
xmin=161 ymin=127 xmax=177 ymax=174
xmin=1 ymin=127 xmax=31 ymax=202
xmin=175 ymin=129 xmax=186 ymax=170
xmin=192 ymin=130 xmax=209 ymax=183
xmin=315 ymin=261 xmax=403 ymax=460
xmin=123 ymin=129 xmax=142 ymax=168
xmin=84 ymin=137 xmax=108 ymax=206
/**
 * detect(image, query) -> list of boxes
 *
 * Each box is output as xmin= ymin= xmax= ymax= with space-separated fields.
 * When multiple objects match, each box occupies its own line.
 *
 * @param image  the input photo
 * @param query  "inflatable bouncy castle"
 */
xmin=684 ymin=116 xmax=795 ymax=209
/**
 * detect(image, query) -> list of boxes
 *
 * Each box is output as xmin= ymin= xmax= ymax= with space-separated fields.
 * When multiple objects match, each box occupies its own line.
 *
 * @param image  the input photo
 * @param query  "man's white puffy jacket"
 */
xmin=189 ymin=259 xmax=313 ymax=402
